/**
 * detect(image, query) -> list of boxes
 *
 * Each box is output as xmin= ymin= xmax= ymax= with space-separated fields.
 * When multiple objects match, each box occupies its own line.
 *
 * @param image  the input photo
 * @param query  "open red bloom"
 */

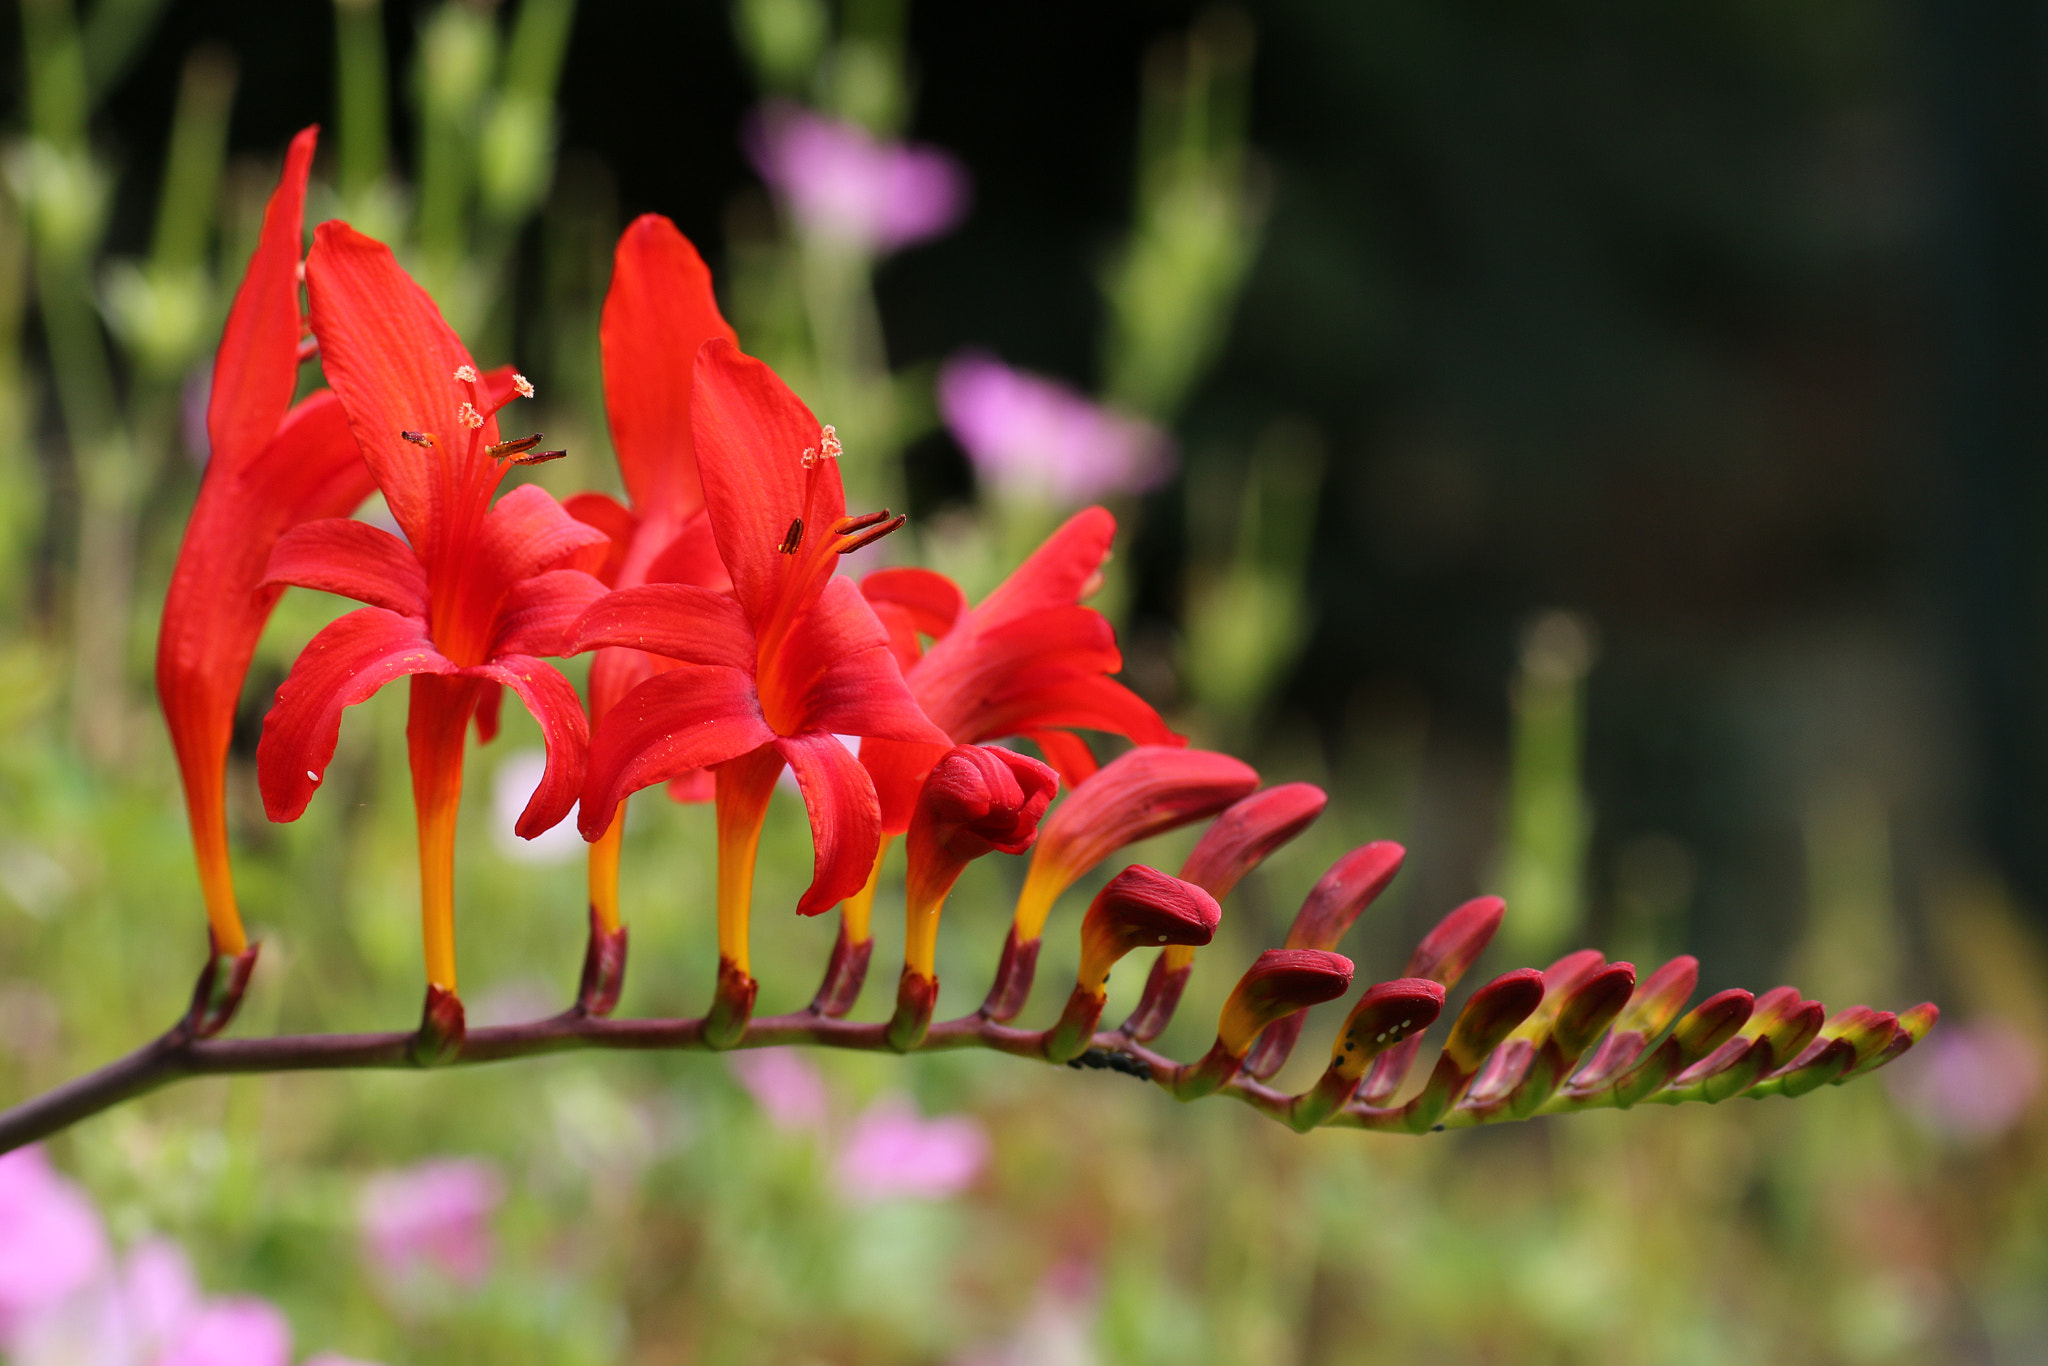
xmin=859 ymin=506 xmax=1182 ymax=833
xmin=571 ymin=339 xmax=949 ymax=1004
xmin=255 ymin=223 xmax=609 ymax=1002
xmin=156 ymin=126 xmax=372 ymax=957
xmin=560 ymin=215 xmax=739 ymax=934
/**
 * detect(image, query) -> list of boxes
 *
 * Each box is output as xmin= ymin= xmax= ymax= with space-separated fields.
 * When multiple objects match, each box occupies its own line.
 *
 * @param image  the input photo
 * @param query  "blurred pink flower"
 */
xmin=302 ymin=1357 xmax=388 ymax=1366
xmin=938 ymin=353 xmax=1172 ymax=504
xmin=746 ymin=102 xmax=969 ymax=254
xmin=154 ymin=1299 xmax=292 ymax=1366
xmin=357 ymin=1159 xmax=503 ymax=1287
xmin=0 ymin=1146 xmax=109 ymax=1345
xmin=1887 ymin=1018 xmax=2041 ymax=1141
xmin=730 ymin=1047 xmax=830 ymax=1132
xmin=834 ymin=1096 xmax=989 ymax=1203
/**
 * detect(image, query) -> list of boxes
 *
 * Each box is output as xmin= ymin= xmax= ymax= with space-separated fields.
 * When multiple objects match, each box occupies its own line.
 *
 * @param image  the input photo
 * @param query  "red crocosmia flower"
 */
xmin=156 ymin=126 xmax=373 ymax=961
xmin=560 ymin=215 xmax=739 ymax=941
xmin=833 ymin=507 xmax=1183 ymax=963
xmin=571 ymin=338 xmax=950 ymax=1038
xmin=255 ymin=222 xmax=609 ymax=1034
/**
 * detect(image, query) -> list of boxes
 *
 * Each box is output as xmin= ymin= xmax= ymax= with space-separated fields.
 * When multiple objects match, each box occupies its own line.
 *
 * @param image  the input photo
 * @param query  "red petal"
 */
xmin=158 ymin=391 xmax=372 ymax=874
xmin=474 ymin=483 xmax=612 ymax=592
xmin=580 ymin=665 xmax=775 ymax=837
xmin=208 ymin=127 xmax=316 ymax=477
xmin=264 ymin=517 xmax=428 ymax=616
xmin=1021 ymin=729 xmax=1100 ymax=787
xmin=861 ymin=735 xmax=955 ymax=835
xmin=305 ymin=221 xmax=503 ymax=565
xmin=776 ymin=730 xmax=882 ymax=916
xmin=568 ymin=582 xmax=756 ymax=669
xmin=257 ymin=607 xmax=455 ymax=821
xmin=975 ymin=506 xmax=1115 ymax=623
xmin=1180 ymin=782 xmax=1328 ymax=903
xmin=493 ymin=569 xmax=610 ymax=656
xmin=692 ymin=338 xmax=843 ymax=624
xmin=773 ymin=576 xmax=950 ymax=744
xmin=975 ymin=675 xmax=1184 ymax=748
xmin=1032 ymin=746 xmax=1260 ymax=884
xmin=586 ymin=642 xmax=658 ymax=725
xmin=638 ymin=507 xmax=732 ymax=591
xmin=863 ymin=567 xmax=967 ymax=643
xmin=563 ymin=491 xmax=637 ymax=587
xmin=602 ymin=215 xmax=736 ymax=517
xmin=667 ymin=768 xmax=716 ymax=803
xmin=468 ymin=655 xmax=589 ymax=837
xmin=474 ymin=680 xmax=503 ymax=743
xmin=870 ymin=600 xmax=926 ymax=673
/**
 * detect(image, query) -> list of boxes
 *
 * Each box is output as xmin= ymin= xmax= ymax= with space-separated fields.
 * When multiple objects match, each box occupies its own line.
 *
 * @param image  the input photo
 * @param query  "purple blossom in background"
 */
xmin=730 ymin=1047 xmax=830 ymax=1133
xmin=1887 ymin=1018 xmax=2041 ymax=1142
xmin=746 ymin=101 xmax=969 ymax=255
xmin=0 ymin=1146 xmax=108 ymax=1345
xmin=938 ymin=353 xmax=1172 ymax=504
xmin=834 ymin=1096 xmax=989 ymax=1203
xmin=154 ymin=1299 xmax=293 ymax=1366
xmin=358 ymin=1159 xmax=504 ymax=1287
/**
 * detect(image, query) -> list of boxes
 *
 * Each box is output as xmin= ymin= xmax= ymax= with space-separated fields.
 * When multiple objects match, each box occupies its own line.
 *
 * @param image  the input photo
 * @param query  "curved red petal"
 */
xmin=305 ymin=221 xmax=501 ymax=561
xmin=256 ymin=607 xmax=454 ymax=821
xmin=863 ymin=567 xmax=967 ymax=642
xmin=638 ymin=507 xmax=732 ymax=591
xmin=774 ymin=577 xmax=949 ymax=744
xmin=474 ymin=679 xmax=504 ymax=743
xmin=974 ymin=675 xmax=1184 ymax=748
xmin=586 ymin=643 xmax=658 ymax=725
xmin=602 ymin=215 xmax=737 ymax=517
xmin=264 ymin=517 xmax=428 ymax=616
xmin=776 ymin=730 xmax=883 ymax=916
xmin=563 ymin=490 xmax=637 ymax=587
xmin=492 ymin=569 xmax=610 ymax=657
xmin=692 ymin=338 xmax=843 ymax=624
xmin=1033 ymin=746 xmax=1260 ymax=883
xmin=580 ymin=665 xmax=775 ymax=837
xmin=974 ymin=506 xmax=1115 ymax=624
xmin=208 ymin=126 xmax=317 ymax=476
xmin=474 ymin=483 xmax=612 ymax=593
xmin=568 ymin=582 xmax=755 ymax=669
xmin=468 ymin=655 xmax=590 ymax=837
xmin=1020 ymin=729 xmax=1100 ymax=787
xmin=860 ymin=735 xmax=954 ymax=835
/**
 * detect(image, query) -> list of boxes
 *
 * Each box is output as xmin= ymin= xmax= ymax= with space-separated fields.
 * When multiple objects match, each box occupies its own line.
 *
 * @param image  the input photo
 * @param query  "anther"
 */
xmin=458 ymin=402 xmax=484 ymax=429
xmin=511 ymin=448 xmax=567 ymax=466
xmin=778 ymin=518 xmax=805 ymax=555
xmin=819 ymin=424 xmax=842 ymax=460
xmin=452 ymin=364 xmax=479 ymax=383
xmin=513 ymin=374 xmax=535 ymax=399
xmin=400 ymin=430 xmax=437 ymax=448
xmin=836 ymin=509 xmax=893 ymax=534
xmin=487 ymin=433 xmax=545 ymax=459
xmin=836 ymin=512 xmax=906 ymax=555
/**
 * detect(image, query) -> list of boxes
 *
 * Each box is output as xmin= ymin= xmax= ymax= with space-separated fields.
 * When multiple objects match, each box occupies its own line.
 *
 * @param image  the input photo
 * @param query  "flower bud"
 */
xmin=1174 ymin=949 xmax=1354 ymax=1100
xmin=985 ymin=746 xmax=1256 ymax=1021
xmin=1237 ymin=841 xmax=1406 ymax=1078
xmin=1179 ymin=784 xmax=1328 ymax=901
xmin=1396 ymin=968 xmax=1545 ymax=1131
xmin=1047 ymin=867 xmax=1219 ymax=1063
xmin=1355 ymin=895 xmax=1506 ymax=1104
xmin=1567 ymin=955 xmax=1698 ymax=1096
xmin=1284 ymin=977 xmax=1447 ymax=1131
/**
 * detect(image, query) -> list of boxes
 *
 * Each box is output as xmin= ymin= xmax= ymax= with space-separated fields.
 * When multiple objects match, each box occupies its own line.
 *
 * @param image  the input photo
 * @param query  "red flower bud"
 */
xmin=1077 ymin=866 xmax=1221 ymax=996
xmin=1217 ymin=949 xmax=1355 ymax=1056
xmin=1404 ymin=895 xmax=1505 ymax=983
xmin=903 ymin=746 xmax=1059 ymax=983
xmin=1285 ymin=841 xmax=1405 ymax=950
xmin=1179 ymin=784 xmax=1328 ymax=901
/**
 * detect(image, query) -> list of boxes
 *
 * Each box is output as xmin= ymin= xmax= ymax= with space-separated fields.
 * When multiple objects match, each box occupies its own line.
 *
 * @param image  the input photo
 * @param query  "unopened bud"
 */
xmin=1179 ymin=783 xmax=1328 ymax=901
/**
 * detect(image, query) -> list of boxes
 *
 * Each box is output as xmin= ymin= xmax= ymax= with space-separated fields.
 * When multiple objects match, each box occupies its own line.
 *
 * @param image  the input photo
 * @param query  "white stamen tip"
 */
xmin=458 ymin=402 xmax=484 ymax=429
xmin=818 ymin=424 xmax=842 ymax=460
xmin=512 ymin=373 xmax=535 ymax=399
xmin=452 ymin=364 xmax=479 ymax=383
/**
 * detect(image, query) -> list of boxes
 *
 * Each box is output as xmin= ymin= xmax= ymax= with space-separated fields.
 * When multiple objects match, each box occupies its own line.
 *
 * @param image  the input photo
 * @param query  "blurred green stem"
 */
xmin=334 ymin=0 xmax=390 ymax=203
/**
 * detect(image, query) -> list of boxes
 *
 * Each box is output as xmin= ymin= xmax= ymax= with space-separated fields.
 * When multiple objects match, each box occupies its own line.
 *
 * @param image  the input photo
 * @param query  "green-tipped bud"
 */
xmin=1568 ymin=955 xmax=1697 ymax=1095
xmin=1848 ymin=1000 xmax=1940 ymax=1077
xmin=1398 ymin=969 xmax=1546 ymax=1131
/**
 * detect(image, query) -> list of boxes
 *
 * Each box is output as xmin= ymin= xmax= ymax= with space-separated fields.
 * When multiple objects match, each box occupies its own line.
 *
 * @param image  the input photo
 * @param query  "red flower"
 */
xmin=255 ymin=223 xmax=609 ymax=1017
xmin=570 ymin=339 xmax=949 ymax=1031
xmin=561 ymin=215 xmax=739 ymax=936
xmin=156 ymin=127 xmax=372 ymax=958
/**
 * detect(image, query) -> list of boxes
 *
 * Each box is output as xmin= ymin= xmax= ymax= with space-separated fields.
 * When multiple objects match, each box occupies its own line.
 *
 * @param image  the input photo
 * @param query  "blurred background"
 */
xmin=1 ymin=0 xmax=2045 ymax=1362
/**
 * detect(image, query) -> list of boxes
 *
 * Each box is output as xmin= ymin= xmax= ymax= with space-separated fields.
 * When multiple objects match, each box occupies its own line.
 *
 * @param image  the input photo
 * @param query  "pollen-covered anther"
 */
xmin=487 ymin=433 xmax=544 ymax=459
xmin=800 ymin=424 xmax=843 ymax=469
xmin=834 ymin=509 xmax=905 ymax=555
xmin=400 ymin=430 xmax=437 ymax=447
xmin=511 ymin=448 xmax=567 ymax=467
xmin=458 ymin=402 xmax=484 ymax=429
xmin=452 ymin=364 xmax=478 ymax=383
xmin=513 ymin=373 xmax=535 ymax=399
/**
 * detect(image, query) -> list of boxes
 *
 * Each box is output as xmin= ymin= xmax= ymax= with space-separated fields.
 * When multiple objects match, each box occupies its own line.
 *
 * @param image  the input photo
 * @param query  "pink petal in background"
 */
xmin=938 ymin=352 xmax=1172 ymax=505
xmin=747 ymin=101 xmax=969 ymax=255
xmin=357 ymin=1158 xmax=504 ymax=1287
xmin=0 ymin=1146 xmax=109 ymax=1346
xmin=834 ymin=1096 xmax=990 ymax=1203
xmin=730 ymin=1047 xmax=831 ymax=1133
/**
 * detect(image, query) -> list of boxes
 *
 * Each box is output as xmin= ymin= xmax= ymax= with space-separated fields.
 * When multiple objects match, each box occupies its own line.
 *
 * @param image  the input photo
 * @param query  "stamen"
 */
xmin=836 ymin=509 xmax=893 ymax=534
xmin=513 ymin=374 xmax=535 ymax=399
xmin=452 ymin=364 xmax=479 ymax=383
xmin=400 ymin=430 xmax=437 ymax=448
xmin=510 ymin=448 xmax=567 ymax=466
xmin=836 ymin=512 xmax=905 ymax=555
xmin=487 ymin=433 xmax=545 ymax=459
xmin=778 ymin=518 xmax=805 ymax=555
xmin=458 ymin=403 xmax=484 ymax=429
xmin=800 ymin=424 xmax=843 ymax=469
